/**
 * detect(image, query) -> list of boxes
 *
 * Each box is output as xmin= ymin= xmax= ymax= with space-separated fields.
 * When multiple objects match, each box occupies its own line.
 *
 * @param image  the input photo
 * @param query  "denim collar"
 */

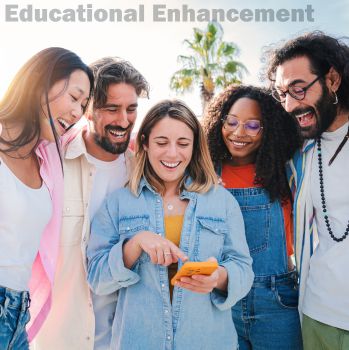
xmin=137 ymin=177 xmax=196 ymax=201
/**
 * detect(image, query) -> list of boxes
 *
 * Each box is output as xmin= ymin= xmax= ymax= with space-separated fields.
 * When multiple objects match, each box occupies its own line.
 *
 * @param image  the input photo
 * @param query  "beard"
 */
xmin=291 ymin=87 xmax=337 ymax=140
xmin=94 ymin=124 xmax=132 ymax=155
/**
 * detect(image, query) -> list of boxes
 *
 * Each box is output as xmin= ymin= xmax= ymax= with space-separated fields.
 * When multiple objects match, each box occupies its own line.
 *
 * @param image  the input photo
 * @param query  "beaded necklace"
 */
xmin=316 ymin=135 xmax=349 ymax=242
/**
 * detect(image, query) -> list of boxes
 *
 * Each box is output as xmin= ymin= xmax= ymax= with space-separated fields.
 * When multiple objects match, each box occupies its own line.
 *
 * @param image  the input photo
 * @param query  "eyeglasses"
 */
xmin=222 ymin=115 xmax=263 ymax=137
xmin=271 ymin=75 xmax=322 ymax=103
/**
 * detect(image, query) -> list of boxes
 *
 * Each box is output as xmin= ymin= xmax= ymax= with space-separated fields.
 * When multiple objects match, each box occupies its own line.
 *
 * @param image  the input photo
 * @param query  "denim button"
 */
xmin=164 ymin=309 xmax=168 ymax=313
xmin=167 ymin=336 xmax=171 ymax=340
xmin=161 ymin=284 xmax=165 ymax=288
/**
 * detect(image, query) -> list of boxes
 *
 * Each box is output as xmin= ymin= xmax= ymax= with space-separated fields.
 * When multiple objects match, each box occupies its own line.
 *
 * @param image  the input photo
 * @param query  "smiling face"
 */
xmin=274 ymin=56 xmax=337 ymax=139
xmin=144 ymin=117 xmax=194 ymax=190
xmin=222 ymin=97 xmax=263 ymax=166
xmin=40 ymin=69 xmax=91 ymax=140
xmin=87 ymin=83 xmax=138 ymax=159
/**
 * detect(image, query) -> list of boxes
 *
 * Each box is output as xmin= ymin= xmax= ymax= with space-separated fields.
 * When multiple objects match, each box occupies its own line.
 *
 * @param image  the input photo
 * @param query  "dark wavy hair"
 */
xmin=202 ymin=85 xmax=301 ymax=202
xmin=88 ymin=57 xmax=149 ymax=110
xmin=263 ymin=31 xmax=349 ymax=111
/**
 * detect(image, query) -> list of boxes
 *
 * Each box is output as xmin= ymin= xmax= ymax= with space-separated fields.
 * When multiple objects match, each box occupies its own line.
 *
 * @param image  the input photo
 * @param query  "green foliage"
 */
xmin=170 ymin=21 xmax=247 ymax=109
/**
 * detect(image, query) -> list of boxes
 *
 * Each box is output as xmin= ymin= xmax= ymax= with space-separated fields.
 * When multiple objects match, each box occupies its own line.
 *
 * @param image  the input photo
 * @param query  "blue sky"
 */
xmin=1 ymin=0 xmax=348 ymax=127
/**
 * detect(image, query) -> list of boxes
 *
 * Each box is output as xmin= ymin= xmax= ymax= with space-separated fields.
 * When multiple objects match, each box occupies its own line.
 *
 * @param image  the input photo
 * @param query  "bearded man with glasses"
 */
xmin=266 ymin=31 xmax=349 ymax=350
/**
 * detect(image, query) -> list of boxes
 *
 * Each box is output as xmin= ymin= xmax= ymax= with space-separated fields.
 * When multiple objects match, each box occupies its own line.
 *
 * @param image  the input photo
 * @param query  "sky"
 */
xmin=1 ymin=0 xmax=349 ymax=129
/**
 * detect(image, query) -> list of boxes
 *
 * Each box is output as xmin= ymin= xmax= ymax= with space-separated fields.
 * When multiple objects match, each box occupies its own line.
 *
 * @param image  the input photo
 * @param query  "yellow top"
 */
xmin=164 ymin=215 xmax=184 ymax=246
xmin=164 ymin=215 xmax=184 ymax=301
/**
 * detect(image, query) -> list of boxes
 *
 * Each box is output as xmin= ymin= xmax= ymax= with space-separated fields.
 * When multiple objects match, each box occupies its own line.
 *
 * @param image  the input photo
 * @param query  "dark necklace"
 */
xmin=316 ymin=138 xmax=349 ymax=242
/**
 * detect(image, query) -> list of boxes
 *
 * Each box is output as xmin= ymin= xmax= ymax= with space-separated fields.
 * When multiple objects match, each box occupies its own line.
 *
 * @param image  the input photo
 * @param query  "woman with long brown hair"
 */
xmin=0 ymin=47 xmax=93 ymax=348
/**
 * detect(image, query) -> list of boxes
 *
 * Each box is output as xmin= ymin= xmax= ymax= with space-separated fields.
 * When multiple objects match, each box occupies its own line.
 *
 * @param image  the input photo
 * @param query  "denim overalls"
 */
xmin=0 ymin=287 xmax=30 ymax=350
xmin=219 ymin=165 xmax=303 ymax=349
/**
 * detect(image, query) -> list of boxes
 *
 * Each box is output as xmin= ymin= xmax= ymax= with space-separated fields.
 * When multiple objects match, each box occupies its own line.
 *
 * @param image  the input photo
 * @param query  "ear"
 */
xmin=325 ymin=67 xmax=341 ymax=93
xmin=141 ymin=134 xmax=148 ymax=151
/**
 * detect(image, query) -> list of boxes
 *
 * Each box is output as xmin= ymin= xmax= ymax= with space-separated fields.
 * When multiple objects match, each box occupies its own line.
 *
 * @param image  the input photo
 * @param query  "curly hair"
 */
xmin=202 ymin=85 xmax=301 ymax=202
xmin=263 ymin=31 xmax=349 ymax=111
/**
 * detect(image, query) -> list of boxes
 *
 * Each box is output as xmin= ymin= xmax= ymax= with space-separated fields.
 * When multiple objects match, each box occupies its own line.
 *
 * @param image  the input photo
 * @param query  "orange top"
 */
xmin=222 ymin=163 xmax=294 ymax=256
xmin=164 ymin=215 xmax=184 ymax=300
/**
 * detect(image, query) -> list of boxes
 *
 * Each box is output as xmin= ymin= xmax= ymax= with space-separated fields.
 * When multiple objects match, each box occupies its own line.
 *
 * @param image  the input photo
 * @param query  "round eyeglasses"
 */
xmin=222 ymin=115 xmax=263 ymax=137
xmin=271 ymin=75 xmax=322 ymax=103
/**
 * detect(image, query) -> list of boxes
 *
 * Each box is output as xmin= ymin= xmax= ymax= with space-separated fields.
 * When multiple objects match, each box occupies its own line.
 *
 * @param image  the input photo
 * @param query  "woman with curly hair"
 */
xmin=203 ymin=85 xmax=302 ymax=350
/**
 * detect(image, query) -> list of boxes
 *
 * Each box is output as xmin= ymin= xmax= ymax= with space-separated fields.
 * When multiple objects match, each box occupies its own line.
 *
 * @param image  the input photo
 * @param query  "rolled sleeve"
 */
xmin=211 ymin=193 xmax=254 ymax=310
xmin=87 ymin=196 xmax=140 ymax=296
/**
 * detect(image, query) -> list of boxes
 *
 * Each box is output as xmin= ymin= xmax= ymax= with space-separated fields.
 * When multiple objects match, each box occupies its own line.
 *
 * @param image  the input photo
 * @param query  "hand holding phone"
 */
xmin=171 ymin=261 xmax=218 ymax=286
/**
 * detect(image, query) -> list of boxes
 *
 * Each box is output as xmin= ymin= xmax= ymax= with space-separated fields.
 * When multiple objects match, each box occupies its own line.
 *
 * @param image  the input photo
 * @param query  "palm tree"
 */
xmin=170 ymin=21 xmax=247 ymax=113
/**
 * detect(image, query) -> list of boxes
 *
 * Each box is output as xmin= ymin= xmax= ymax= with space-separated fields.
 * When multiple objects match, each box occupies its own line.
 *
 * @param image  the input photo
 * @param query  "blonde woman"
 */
xmin=87 ymin=99 xmax=253 ymax=350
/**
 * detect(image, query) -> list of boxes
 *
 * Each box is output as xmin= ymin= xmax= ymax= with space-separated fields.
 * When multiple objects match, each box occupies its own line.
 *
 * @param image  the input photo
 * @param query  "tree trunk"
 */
xmin=200 ymin=82 xmax=214 ymax=116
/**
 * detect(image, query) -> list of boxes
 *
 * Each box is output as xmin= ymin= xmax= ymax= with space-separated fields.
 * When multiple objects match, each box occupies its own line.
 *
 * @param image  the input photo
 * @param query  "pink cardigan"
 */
xmin=27 ymin=140 xmax=63 ymax=341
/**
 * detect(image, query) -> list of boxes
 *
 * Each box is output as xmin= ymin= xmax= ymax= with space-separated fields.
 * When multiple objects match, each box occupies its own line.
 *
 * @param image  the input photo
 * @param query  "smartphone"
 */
xmin=170 ymin=261 xmax=218 ymax=286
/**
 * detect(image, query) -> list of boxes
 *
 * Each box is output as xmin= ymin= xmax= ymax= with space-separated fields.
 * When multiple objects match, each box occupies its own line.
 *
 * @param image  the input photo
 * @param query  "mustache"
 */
xmin=105 ymin=124 xmax=132 ymax=133
xmin=290 ymin=107 xmax=315 ymax=119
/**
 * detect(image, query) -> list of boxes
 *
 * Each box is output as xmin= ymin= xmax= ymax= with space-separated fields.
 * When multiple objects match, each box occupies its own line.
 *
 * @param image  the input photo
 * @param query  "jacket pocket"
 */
xmin=194 ymin=217 xmax=226 ymax=261
xmin=119 ymin=215 xmax=150 ymax=235
xmin=119 ymin=215 xmax=151 ymax=263
xmin=61 ymin=199 xmax=85 ymax=245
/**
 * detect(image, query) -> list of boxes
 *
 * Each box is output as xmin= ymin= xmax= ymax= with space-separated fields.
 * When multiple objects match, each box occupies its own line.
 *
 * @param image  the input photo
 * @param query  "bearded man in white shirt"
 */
xmin=31 ymin=57 xmax=149 ymax=350
xmin=266 ymin=32 xmax=349 ymax=350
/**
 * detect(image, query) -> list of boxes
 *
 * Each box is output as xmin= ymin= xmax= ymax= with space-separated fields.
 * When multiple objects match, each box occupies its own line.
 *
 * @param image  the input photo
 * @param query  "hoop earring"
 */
xmin=333 ymin=91 xmax=338 ymax=105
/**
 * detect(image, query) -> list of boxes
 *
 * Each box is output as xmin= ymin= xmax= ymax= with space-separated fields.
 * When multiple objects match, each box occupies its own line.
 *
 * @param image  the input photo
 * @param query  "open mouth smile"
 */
xmin=228 ymin=139 xmax=251 ymax=149
xmin=160 ymin=161 xmax=181 ymax=169
xmin=108 ymin=129 xmax=127 ymax=138
xmin=57 ymin=118 xmax=73 ymax=131
xmin=294 ymin=111 xmax=315 ymax=127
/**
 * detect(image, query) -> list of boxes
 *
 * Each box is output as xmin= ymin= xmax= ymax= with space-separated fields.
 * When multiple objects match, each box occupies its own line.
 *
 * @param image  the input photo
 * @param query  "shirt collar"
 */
xmin=301 ymin=139 xmax=316 ymax=153
xmin=136 ymin=176 xmax=196 ymax=200
xmin=64 ymin=124 xmax=89 ymax=160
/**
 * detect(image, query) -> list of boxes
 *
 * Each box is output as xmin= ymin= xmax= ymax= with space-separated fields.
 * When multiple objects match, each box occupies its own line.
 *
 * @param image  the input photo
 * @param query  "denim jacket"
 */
xmin=87 ymin=178 xmax=253 ymax=350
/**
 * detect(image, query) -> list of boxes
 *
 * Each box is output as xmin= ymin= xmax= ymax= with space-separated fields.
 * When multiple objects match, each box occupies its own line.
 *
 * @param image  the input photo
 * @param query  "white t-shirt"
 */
xmin=85 ymin=152 xmax=128 ymax=349
xmin=304 ymin=122 xmax=349 ymax=330
xmin=85 ymin=153 xmax=128 ymax=219
xmin=0 ymin=158 xmax=52 ymax=291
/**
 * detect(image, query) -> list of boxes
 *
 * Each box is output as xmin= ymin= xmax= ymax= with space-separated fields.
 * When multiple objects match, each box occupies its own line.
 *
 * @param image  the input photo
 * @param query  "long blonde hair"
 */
xmin=129 ymin=99 xmax=218 ymax=195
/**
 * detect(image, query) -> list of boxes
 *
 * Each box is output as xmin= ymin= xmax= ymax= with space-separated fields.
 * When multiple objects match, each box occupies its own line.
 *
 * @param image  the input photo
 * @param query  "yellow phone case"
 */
xmin=170 ymin=261 xmax=218 ymax=286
